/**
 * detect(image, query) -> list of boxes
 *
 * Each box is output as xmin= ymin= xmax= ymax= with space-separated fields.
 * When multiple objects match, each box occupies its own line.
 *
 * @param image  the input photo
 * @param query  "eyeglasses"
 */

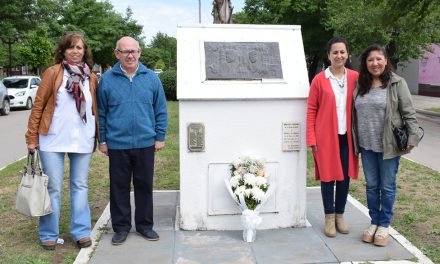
xmin=64 ymin=31 xmax=85 ymax=37
xmin=116 ymin=49 xmax=140 ymax=57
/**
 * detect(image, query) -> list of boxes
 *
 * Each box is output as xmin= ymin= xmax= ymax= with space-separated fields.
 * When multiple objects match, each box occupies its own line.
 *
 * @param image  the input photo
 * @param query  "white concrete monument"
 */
xmin=177 ymin=24 xmax=309 ymax=230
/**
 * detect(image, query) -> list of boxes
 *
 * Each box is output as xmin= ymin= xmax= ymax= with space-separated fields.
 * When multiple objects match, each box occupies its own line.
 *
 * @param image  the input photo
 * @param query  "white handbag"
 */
xmin=15 ymin=151 xmax=53 ymax=217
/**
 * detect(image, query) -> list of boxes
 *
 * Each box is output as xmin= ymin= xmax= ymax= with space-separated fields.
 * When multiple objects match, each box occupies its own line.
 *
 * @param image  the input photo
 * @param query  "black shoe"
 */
xmin=136 ymin=229 xmax=159 ymax=241
xmin=112 ymin=231 xmax=128 ymax=245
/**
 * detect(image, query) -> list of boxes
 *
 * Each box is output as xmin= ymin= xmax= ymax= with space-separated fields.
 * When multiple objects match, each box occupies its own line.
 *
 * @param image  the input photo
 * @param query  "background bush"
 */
xmin=159 ymin=69 xmax=177 ymax=101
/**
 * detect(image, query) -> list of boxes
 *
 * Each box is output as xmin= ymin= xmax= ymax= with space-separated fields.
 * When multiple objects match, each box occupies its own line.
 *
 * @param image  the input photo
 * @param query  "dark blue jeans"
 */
xmin=321 ymin=134 xmax=350 ymax=214
xmin=361 ymin=148 xmax=400 ymax=227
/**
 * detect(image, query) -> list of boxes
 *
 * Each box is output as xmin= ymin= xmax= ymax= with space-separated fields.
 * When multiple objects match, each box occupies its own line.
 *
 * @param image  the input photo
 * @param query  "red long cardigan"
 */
xmin=306 ymin=69 xmax=359 ymax=182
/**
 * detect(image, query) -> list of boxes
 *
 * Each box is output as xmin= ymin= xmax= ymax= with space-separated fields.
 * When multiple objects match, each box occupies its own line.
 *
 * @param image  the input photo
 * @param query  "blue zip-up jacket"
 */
xmin=97 ymin=62 xmax=168 ymax=149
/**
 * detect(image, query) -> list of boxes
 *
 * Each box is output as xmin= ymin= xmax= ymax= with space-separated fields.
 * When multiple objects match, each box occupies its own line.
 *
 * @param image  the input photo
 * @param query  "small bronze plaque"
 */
xmin=188 ymin=123 xmax=205 ymax=152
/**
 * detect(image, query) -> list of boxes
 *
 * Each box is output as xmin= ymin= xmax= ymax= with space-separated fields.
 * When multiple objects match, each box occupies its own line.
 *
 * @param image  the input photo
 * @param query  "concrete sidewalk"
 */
xmin=412 ymin=95 xmax=440 ymax=117
xmin=77 ymin=188 xmax=433 ymax=264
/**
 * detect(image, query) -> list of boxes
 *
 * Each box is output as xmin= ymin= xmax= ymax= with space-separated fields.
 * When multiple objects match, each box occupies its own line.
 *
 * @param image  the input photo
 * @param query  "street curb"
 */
xmin=74 ymin=202 xmax=111 ymax=264
xmin=346 ymin=193 xmax=434 ymax=264
xmin=415 ymin=108 xmax=440 ymax=117
xmin=74 ymin=190 xmax=180 ymax=264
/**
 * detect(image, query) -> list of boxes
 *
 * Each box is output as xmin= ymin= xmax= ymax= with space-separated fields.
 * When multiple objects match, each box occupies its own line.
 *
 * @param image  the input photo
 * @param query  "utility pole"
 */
xmin=198 ymin=0 xmax=201 ymax=23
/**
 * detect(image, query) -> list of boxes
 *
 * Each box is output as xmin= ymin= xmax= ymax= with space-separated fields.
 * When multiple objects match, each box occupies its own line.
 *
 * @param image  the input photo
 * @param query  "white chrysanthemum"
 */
xmin=255 ymin=159 xmax=264 ymax=167
xmin=229 ymin=175 xmax=241 ymax=188
xmin=251 ymin=187 xmax=266 ymax=202
xmin=234 ymin=186 xmax=246 ymax=197
xmin=248 ymin=165 xmax=258 ymax=174
xmin=244 ymin=188 xmax=252 ymax=197
xmin=244 ymin=173 xmax=257 ymax=186
xmin=237 ymin=167 xmax=247 ymax=175
xmin=233 ymin=170 xmax=240 ymax=176
xmin=233 ymin=158 xmax=242 ymax=169
xmin=254 ymin=176 xmax=268 ymax=187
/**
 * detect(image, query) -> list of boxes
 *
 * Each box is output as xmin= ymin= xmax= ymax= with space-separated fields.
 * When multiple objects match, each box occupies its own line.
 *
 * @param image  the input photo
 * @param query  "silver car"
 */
xmin=0 ymin=81 xmax=10 ymax=115
xmin=2 ymin=76 xmax=41 ymax=110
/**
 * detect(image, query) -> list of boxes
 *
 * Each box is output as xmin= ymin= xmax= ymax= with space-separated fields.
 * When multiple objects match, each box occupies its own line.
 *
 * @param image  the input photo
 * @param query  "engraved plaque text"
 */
xmin=282 ymin=122 xmax=300 ymax=151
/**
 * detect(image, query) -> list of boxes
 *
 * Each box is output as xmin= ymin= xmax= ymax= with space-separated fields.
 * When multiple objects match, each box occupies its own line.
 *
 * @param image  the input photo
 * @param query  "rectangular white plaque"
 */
xmin=282 ymin=122 xmax=300 ymax=151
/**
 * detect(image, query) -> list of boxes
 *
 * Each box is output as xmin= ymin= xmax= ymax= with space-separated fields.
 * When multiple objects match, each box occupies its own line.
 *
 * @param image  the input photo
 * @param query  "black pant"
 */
xmin=320 ymin=134 xmax=350 ymax=214
xmin=108 ymin=146 xmax=155 ymax=233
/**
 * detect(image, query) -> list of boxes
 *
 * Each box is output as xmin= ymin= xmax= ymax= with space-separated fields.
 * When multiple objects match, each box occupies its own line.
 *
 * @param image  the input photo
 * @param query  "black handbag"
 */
xmin=393 ymin=122 xmax=424 ymax=151
xmin=393 ymin=124 xmax=408 ymax=151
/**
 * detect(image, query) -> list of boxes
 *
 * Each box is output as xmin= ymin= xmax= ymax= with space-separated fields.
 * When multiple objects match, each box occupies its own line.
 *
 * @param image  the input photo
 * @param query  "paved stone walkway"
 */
xmin=77 ymin=188 xmax=432 ymax=264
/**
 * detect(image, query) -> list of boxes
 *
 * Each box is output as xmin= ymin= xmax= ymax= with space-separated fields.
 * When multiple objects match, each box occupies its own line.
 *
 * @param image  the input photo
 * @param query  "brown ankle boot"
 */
xmin=335 ymin=214 xmax=349 ymax=234
xmin=324 ymin=214 xmax=336 ymax=237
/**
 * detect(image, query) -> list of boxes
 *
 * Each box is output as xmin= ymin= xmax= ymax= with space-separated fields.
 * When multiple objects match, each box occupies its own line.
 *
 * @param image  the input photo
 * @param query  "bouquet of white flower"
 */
xmin=225 ymin=155 xmax=275 ymax=242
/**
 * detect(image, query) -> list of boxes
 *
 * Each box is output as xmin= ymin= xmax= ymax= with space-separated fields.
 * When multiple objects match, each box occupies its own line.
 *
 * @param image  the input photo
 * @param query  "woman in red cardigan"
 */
xmin=306 ymin=37 xmax=359 ymax=237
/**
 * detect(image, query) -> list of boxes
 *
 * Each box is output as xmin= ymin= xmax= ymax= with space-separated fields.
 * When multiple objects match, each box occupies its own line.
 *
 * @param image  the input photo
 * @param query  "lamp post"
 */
xmin=2 ymin=32 xmax=20 ymax=77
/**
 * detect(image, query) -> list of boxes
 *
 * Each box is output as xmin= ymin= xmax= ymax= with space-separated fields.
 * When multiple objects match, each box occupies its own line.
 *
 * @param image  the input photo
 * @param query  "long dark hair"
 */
xmin=358 ymin=44 xmax=392 ymax=96
xmin=54 ymin=32 xmax=93 ymax=66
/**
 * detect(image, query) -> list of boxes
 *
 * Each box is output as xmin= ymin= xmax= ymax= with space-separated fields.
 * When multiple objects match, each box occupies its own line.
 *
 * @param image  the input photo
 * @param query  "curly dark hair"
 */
xmin=54 ymin=33 xmax=93 ymax=66
xmin=358 ymin=44 xmax=392 ymax=96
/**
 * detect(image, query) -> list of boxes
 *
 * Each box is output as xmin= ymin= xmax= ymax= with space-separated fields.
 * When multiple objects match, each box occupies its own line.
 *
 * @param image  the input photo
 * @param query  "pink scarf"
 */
xmin=63 ymin=60 xmax=90 ymax=123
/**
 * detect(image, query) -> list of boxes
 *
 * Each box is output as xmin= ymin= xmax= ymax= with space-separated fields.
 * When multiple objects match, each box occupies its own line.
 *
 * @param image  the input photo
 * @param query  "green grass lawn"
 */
xmin=0 ymin=100 xmax=439 ymax=263
xmin=427 ymin=107 xmax=440 ymax=113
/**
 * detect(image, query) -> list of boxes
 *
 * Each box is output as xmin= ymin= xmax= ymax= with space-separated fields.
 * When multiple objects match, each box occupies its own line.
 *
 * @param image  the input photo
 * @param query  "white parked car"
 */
xmin=0 ymin=81 xmax=10 ymax=115
xmin=2 ymin=76 xmax=41 ymax=110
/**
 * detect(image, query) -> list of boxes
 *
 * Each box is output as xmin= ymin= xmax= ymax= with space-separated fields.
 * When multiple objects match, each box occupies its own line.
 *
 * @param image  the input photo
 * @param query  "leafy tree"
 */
xmin=140 ymin=47 xmax=163 ymax=69
xmin=0 ymin=0 xmax=145 ymax=71
xmin=324 ymin=0 xmax=440 ymax=67
xmin=149 ymin=32 xmax=177 ymax=70
xmin=235 ymin=0 xmax=333 ymax=80
xmin=17 ymin=26 xmax=54 ymax=74
xmin=0 ymin=0 xmax=36 ymax=73
xmin=62 ymin=0 xmax=120 ymax=67
xmin=154 ymin=59 xmax=166 ymax=70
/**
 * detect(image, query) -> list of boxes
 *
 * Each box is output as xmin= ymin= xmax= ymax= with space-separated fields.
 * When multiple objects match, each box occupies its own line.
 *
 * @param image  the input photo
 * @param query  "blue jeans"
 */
xmin=361 ymin=148 xmax=400 ymax=228
xmin=39 ymin=151 xmax=92 ymax=242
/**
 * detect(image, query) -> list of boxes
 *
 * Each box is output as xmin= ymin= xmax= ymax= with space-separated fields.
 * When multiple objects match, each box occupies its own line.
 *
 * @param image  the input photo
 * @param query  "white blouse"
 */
xmin=39 ymin=69 xmax=95 ymax=153
xmin=325 ymin=67 xmax=347 ymax=135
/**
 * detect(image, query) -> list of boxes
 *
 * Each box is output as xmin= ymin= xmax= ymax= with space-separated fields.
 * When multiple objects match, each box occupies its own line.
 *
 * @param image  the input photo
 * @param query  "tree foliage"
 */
xmin=236 ymin=0 xmax=440 ymax=74
xmin=17 ymin=26 xmax=54 ymax=72
xmin=324 ymin=0 xmax=440 ymax=66
xmin=149 ymin=32 xmax=177 ymax=70
xmin=235 ymin=0 xmax=333 ymax=79
xmin=0 ymin=0 xmax=145 ymax=72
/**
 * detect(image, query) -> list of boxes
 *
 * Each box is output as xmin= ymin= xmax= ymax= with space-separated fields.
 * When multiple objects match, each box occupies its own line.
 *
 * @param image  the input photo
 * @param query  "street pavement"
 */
xmin=407 ymin=95 xmax=440 ymax=171
xmin=0 ymin=108 xmax=30 ymax=169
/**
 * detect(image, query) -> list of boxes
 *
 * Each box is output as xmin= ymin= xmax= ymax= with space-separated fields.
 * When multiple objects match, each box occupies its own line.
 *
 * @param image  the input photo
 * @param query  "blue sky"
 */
xmin=107 ymin=0 xmax=245 ymax=44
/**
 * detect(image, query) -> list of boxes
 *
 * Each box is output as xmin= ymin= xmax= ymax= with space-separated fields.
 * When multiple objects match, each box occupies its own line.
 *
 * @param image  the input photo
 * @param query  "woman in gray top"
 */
xmin=352 ymin=44 xmax=423 ymax=247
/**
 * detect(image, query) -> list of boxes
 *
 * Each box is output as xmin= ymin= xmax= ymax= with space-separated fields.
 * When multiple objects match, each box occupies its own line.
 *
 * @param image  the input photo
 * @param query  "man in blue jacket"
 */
xmin=97 ymin=36 xmax=168 ymax=245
